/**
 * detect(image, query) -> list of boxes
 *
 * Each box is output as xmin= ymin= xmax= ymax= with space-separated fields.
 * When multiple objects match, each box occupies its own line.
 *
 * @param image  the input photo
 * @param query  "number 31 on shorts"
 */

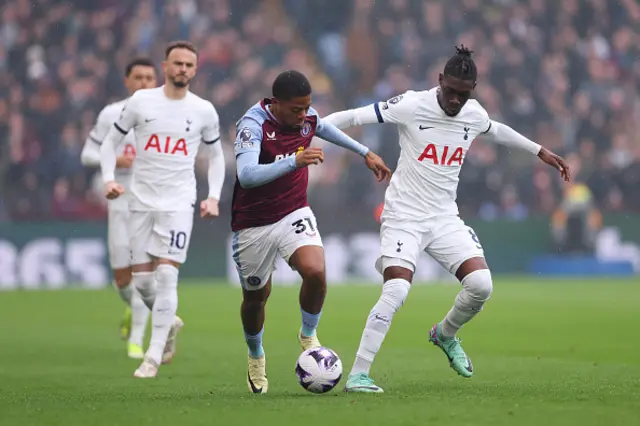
xmin=291 ymin=217 xmax=318 ymax=237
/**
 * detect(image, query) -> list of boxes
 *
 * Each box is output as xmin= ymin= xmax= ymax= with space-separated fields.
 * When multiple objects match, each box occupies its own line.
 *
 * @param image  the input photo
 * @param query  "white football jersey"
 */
xmin=88 ymin=99 xmax=136 ymax=210
xmin=113 ymin=86 xmax=221 ymax=211
xmin=376 ymin=88 xmax=490 ymax=226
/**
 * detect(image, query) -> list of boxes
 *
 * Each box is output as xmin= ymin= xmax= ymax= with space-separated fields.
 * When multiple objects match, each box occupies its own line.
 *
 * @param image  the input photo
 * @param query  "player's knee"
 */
xmin=113 ymin=268 xmax=132 ymax=288
xmin=299 ymin=263 xmax=326 ymax=286
xmin=462 ymin=269 xmax=493 ymax=302
xmin=380 ymin=278 xmax=411 ymax=312
xmin=243 ymin=298 xmax=267 ymax=313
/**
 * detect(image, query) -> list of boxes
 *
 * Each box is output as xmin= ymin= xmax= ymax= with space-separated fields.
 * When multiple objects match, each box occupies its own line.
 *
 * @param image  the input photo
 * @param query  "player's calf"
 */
xmin=113 ymin=266 xmax=150 ymax=354
xmin=431 ymin=265 xmax=493 ymax=378
xmin=132 ymin=268 xmax=156 ymax=310
xmin=291 ymin=246 xmax=326 ymax=339
xmin=145 ymin=263 xmax=179 ymax=366
xmin=350 ymin=273 xmax=411 ymax=377
xmin=241 ymin=286 xmax=269 ymax=393
xmin=112 ymin=267 xmax=134 ymax=341
xmin=241 ymin=280 xmax=270 ymax=359
xmin=440 ymin=268 xmax=493 ymax=338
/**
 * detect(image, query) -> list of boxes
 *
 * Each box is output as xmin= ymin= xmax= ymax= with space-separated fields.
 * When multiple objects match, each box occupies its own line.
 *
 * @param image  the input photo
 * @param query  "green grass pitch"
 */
xmin=0 ymin=278 xmax=639 ymax=426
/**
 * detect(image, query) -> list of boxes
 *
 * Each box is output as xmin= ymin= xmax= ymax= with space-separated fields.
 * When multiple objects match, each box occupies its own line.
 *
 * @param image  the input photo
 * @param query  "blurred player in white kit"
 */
xmin=100 ymin=41 xmax=225 ymax=378
xmin=81 ymin=58 xmax=157 ymax=359
xmin=325 ymin=46 xmax=571 ymax=393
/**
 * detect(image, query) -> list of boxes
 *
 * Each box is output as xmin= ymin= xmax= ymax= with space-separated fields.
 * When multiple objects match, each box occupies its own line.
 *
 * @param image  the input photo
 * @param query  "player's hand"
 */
xmin=200 ymin=197 xmax=220 ymax=218
xmin=295 ymin=147 xmax=324 ymax=168
xmin=538 ymin=147 xmax=571 ymax=182
xmin=104 ymin=181 xmax=124 ymax=200
xmin=365 ymin=151 xmax=392 ymax=183
xmin=116 ymin=154 xmax=134 ymax=169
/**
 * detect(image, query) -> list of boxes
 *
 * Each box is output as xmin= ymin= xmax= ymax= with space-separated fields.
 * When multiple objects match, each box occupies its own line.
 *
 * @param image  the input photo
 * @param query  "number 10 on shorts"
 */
xmin=169 ymin=230 xmax=187 ymax=249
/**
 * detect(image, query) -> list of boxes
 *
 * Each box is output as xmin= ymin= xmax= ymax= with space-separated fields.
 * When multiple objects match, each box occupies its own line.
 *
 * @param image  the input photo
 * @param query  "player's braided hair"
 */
xmin=443 ymin=45 xmax=477 ymax=81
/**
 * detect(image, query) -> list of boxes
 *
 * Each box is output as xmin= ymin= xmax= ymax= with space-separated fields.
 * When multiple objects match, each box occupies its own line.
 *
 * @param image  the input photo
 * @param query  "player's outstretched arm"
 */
xmin=323 ymin=105 xmax=381 ymax=130
xmin=200 ymin=142 xmax=225 ymax=218
xmin=315 ymin=119 xmax=391 ymax=182
xmin=482 ymin=120 xmax=571 ymax=182
xmin=323 ymin=92 xmax=416 ymax=130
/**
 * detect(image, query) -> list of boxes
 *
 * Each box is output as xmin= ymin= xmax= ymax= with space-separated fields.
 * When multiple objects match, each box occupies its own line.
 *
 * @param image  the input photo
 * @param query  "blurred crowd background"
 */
xmin=1 ymin=0 xmax=639 ymax=223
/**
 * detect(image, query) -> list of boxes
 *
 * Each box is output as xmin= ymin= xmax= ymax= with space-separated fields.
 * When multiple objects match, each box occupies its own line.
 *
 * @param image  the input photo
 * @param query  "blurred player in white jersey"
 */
xmin=80 ymin=58 xmax=156 ymax=359
xmin=325 ymin=46 xmax=571 ymax=393
xmin=100 ymin=41 xmax=226 ymax=378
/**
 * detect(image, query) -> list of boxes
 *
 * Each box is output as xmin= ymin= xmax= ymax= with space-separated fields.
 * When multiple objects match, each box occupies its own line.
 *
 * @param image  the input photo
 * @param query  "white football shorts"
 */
xmin=232 ymin=206 xmax=323 ymax=291
xmin=376 ymin=215 xmax=485 ymax=276
xmin=129 ymin=210 xmax=194 ymax=265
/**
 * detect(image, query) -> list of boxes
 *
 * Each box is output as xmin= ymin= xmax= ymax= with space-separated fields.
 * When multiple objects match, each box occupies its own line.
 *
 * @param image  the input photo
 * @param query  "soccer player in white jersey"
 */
xmin=100 ymin=41 xmax=226 ymax=378
xmin=324 ymin=46 xmax=571 ymax=393
xmin=80 ymin=58 xmax=156 ymax=359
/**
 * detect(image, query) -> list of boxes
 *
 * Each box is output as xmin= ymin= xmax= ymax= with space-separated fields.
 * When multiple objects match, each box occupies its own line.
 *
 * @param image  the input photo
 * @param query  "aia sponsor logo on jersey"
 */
xmin=417 ymin=143 xmax=463 ymax=166
xmin=144 ymin=134 xmax=188 ymax=155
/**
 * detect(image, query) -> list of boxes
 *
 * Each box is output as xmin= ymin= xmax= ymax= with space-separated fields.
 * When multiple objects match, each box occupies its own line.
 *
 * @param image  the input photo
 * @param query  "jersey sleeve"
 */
xmin=114 ymin=93 xmax=141 ymax=133
xmin=313 ymin=110 xmax=369 ymax=157
xmin=87 ymin=106 xmax=114 ymax=145
xmin=234 ymin=117 xmax=263 ymax=157
xmin=202 ymin=103 xmax=221 ymax=144
xmin=476 ymin=103 xmax=492 ymax=134
xmin=375 ymin=91 xmax=418 ymax=125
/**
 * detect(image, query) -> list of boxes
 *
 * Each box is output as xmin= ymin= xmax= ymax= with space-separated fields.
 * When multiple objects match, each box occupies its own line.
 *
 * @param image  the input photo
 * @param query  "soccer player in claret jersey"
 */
xmin=232 ymin=70 xmax=391 ymax=394
xmin=325 ymin=46 xmax=572 ymax=393
xmin=100 ymin=41 xmax=226 ymax=378
xmin=81 ymin=58 xmax=156 ymax=360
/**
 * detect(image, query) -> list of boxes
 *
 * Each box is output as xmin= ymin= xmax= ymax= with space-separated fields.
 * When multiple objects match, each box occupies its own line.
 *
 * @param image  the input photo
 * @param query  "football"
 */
xmin=295 ymin=347 xmax=343 ymax=394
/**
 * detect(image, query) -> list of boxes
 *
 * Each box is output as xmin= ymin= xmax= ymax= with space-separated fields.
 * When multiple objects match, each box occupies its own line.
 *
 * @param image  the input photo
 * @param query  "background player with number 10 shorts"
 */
xmin=100 ymin=41 xmax=226 ymax=379
xmin=232 ymin=70 xmax=391 ymax=394
xmin=80 ymin=58 xmax=156 ymax=360
xmin=325 ymin=45 xmax=572 ymax=393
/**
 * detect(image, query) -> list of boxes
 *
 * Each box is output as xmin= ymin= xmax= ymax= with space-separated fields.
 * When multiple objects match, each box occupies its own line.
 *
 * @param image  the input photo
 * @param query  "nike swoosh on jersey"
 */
xmin=419 ymin=125 xmax=434 ymax=130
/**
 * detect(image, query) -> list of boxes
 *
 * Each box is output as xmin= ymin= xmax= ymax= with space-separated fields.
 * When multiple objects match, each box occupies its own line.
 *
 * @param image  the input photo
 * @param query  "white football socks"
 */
xmin=129 ymin=289 xmax=150 ymax=347
xmin=132 ymin=271 xmax=156 ymax=310
xmin=146 ymin=264 xmax=179 ymax=365
xmin=113 ymin=279 xmax=150 ymax=347
xmin=441 ymin=269 xmax=493 ymax=338
xmin=350 ymin=278 xmax=411 ymax=376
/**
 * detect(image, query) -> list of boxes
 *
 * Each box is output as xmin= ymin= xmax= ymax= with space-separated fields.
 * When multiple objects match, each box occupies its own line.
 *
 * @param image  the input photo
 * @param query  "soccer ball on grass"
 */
xmin=295 ymin=347 xmax=343 ymax=394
